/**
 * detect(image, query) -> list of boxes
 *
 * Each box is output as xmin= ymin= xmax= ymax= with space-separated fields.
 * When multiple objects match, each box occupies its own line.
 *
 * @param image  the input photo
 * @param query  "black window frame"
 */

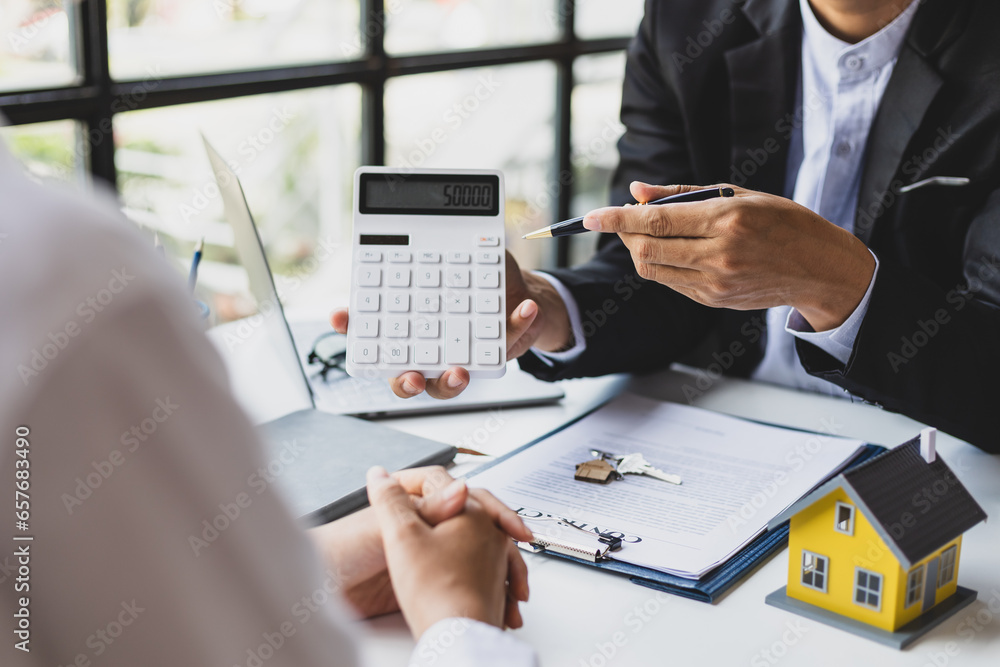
xmin=0 ymin=0 xmax=632 ymax=267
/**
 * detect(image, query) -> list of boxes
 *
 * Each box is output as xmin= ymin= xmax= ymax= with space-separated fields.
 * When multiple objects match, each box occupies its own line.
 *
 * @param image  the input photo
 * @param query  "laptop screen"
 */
xmin=203 ymin=136 xmax=315 ymax=417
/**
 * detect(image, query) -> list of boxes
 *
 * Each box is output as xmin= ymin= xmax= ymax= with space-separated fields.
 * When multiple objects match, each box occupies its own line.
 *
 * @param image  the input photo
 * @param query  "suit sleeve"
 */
xmin=519 ymin=0 xmax=719 ymax=381
xmin=797 ymin=187 xmax=1000 ymax=452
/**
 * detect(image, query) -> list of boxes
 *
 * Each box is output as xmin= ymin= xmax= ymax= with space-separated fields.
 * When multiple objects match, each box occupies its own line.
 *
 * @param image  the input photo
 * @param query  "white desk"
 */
xmin=217 ymin=319 xmax=1000 ymax=666
xmin=350 ymin=369 xmax=1000 ymax=667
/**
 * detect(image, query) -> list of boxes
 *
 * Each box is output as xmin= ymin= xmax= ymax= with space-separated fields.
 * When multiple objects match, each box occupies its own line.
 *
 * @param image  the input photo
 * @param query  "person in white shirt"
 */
xmin=0 ymin=140 xmax=537 ymax=667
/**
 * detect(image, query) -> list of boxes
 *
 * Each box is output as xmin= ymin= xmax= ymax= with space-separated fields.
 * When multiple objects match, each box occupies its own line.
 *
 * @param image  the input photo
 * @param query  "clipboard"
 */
xmin=469 ymin=404 xmax=887 ymax=604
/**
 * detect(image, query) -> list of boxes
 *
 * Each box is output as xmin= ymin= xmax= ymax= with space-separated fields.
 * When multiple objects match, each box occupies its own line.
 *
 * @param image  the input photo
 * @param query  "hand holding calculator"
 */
xmin=346 ymin=168 xmax=507 ymax=380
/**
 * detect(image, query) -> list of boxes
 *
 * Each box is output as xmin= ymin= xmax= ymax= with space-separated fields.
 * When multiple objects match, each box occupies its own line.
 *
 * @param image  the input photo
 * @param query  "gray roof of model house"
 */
xmin=770 ymin=437 xmax=987 ymax=569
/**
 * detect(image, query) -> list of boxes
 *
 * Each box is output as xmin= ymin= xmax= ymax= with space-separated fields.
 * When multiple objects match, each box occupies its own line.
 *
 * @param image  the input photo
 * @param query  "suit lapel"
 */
xmin=724 ymin=0 xmax=800 ymax=196
xmin=854 ymin=0 xmax=970 ymax=245
xmin=854 ymin=46 xmax=943 ymax=245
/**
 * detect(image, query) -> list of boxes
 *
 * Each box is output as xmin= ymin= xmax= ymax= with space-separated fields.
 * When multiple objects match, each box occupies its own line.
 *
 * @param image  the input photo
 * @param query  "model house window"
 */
xmin=905 ymin=565 xmax=925 ymax=608
xmin=938 ymin=546 xmax=958 ymax=588
xmin=801 ymin=551 xmax=829 ymax=592
xmin=854 ymin=569 xmax=883 ymax=611
xmin=834 ymin=502 xmax=855 ymax=535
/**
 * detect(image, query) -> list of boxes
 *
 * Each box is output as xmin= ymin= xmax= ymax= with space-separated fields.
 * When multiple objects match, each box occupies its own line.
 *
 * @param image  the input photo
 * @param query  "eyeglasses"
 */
xmin=306 ymin=331 xmax=348 ymax=382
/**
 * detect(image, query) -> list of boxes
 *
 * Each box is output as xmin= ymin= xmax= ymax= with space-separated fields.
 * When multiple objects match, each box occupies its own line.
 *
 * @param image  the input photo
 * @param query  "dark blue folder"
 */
xmin=471 ymin=408 xmax=886 ymax=604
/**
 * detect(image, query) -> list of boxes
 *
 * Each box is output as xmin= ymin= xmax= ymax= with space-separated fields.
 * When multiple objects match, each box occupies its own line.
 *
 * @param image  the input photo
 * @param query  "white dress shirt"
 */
xmin=534 ymin=0 xmax=918 ymax=396
xmin=0 ymin=142 xmax=535 ymax=667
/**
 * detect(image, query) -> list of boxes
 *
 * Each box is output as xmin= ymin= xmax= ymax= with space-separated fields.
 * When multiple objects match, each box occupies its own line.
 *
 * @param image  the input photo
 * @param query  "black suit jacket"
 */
xmin=519 ymin=0 xmax=1000 ymax=452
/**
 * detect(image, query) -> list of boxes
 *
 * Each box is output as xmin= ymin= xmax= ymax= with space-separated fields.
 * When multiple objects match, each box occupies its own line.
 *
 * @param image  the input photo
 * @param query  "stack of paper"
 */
xmin=471 ymin=394 xmax=865 ymax=579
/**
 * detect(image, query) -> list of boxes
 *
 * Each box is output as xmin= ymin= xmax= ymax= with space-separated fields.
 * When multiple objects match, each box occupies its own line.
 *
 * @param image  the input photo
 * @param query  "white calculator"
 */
xmin=346 ymin=167 xmax=506 ymax=380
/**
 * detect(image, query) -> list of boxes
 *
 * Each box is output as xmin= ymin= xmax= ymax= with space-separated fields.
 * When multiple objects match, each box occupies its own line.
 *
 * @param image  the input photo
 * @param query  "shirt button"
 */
xmin=844 ymin=55 xmax=864 ymax=71
xmin=835 ymin=141 xmax=852 ymax=157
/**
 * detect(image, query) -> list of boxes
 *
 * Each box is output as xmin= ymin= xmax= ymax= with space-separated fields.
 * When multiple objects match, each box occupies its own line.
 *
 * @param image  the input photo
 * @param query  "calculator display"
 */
xmin=360 ymin=174 xmax=500 ymax=216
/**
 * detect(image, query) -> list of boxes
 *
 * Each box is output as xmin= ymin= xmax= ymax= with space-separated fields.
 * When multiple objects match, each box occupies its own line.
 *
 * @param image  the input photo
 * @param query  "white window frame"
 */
xmin=801 ymin=550 xmax=829 ymax=593
xmin=854 ymin=568 xmax=883 ymax=612
xmin=905 ymin=565 xmax=925 ymax=608
xmin=938 ymin=545 xmax=958 ymax=588
xmin=834 ymin=501 xmax=855 ymax=536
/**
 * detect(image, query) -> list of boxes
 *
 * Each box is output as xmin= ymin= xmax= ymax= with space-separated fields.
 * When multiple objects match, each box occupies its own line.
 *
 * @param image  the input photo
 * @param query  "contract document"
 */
xmin=471 ymin=394 xmax=865 ymax=578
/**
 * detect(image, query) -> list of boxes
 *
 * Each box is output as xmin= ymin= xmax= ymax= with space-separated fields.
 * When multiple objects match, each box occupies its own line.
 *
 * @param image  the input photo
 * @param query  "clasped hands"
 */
xmin=310 ymin=465 xmax=533 ymax=639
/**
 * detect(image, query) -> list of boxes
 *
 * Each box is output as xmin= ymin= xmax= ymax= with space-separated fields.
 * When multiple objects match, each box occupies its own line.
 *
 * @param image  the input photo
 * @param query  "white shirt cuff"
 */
xmin=785 ymin=251 xmax=880 ymax=365
xmin=527 ymin=272 xmax=587 ymax=367
xmin=410 ymin=618 xmax=537 ymax=667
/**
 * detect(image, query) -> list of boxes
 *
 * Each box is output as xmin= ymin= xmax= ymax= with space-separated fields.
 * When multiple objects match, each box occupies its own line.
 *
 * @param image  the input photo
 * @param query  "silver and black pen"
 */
xmin=522 ymin=186 xmax=736 ymax=240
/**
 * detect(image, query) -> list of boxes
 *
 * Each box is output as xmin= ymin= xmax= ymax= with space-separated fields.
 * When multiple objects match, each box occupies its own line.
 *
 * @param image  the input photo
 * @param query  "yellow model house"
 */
xmin=766 ymin=429 xmax=987 ymax=649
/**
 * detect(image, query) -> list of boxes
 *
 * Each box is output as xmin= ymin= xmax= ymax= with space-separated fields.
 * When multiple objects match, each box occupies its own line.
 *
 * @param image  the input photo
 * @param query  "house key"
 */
xmin=591 ymin=449 xmax=682 ymax=485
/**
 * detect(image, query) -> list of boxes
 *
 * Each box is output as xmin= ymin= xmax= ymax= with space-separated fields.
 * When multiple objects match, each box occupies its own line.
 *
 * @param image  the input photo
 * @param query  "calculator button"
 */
xmin=475 ymin=318 xmax=501 ymax=339
xmin=415 ymin=318 xmax=440 ymax=338
xmin=416 ymin=293 xmax=440 ymax=313
xmin=358 ymin=250 xmax=381 ymax=262
xmin=416 ymin=268 xmax=441 ymax=288
xmin=353 ymin=342 xmax=378 ymax=363
xmin=475 ymin=269 xmax=499 ymax=288
xmin=446 ymin=319 xmax=470 ymax=365
xmin=355 ymin=317 xmax=379 ymax=338
xmin=476 ymin=251 xmax=500 ymax=264
xmin=477 ymin=235 xmax=500 ymax=247
xmin=475 ymin=293 xmax=500 ymax=314
xmin=446 ymin=251 xmax=470 ymax=264
xmin=356 ymin=290 xmax=380 ymax=312
xmin=388 ymin=251 xmax=411 ymax=263
xmin=384 ymin=342 xmax=408 ymax=364
xmin=446 ymin=268 xmax=470 ymax=288
xmin=386 ymin=317 xmax=409 ymax=338
xmin=357 ymin=267 xmax=381 ymax=287
xmin=418 ymin=251 xmax=441 ymax=263
xmin=387 ymin=268 xmax=411 ymax=287
xmin=387 ymin=293 xmax=410 ymax=312
xmin=446 ymin=293 xmax=470 ymax=313
xmin=415 ymin=343 xmax=440 ymax=365
xmin=476 ymin=343 xmax=502 ymax=366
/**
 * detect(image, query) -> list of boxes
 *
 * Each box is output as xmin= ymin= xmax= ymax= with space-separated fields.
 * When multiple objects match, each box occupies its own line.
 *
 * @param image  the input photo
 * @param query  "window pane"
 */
xmin=0 ymin=0 xmax=79 ymax=92
xmin=0 ymin=120 xmax=86 ymax=185
xmin=384 ymin=62 xmax=557 ymax=271
xmin=938 ymin=546 xmax=956 ymax=587
xmin=568 ymin=52 xmax=626 ymax=265
xmin=835 ymin=503 xmax=854 ymax=532
xmin=385 ymin=0 xmax=559 ymax=54
xmin=854 ymin=569 xmax=882 ymax=609
xmin=114 ymin=86 xmax=362 ymax=323
xmin=906 ymin=567 xmax=923 ymax=607
xmin=575 ymin=0 xmax=643 ymax=39
xmin=107 ymin=0 xmax=361 ymax=80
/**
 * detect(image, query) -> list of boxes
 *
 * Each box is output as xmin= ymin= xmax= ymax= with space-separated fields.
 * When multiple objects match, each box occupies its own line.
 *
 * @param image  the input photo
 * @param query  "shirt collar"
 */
xmin=799 ymin=0 xmax=920 ymax=80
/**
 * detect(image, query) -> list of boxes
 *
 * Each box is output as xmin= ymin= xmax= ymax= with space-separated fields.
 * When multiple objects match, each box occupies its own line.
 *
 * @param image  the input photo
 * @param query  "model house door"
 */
xmin=923 ymin=557 xmax=940 ymax=612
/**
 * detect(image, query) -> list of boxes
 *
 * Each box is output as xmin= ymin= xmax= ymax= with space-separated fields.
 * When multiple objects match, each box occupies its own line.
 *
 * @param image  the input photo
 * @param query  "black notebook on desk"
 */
xmin=469 ymin=393 xmax=885 ymax=603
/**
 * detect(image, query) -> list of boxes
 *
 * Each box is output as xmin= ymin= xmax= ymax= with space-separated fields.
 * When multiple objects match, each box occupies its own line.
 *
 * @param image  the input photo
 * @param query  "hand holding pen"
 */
xmin=522 ymin=186 xmax=735 ymax=239
xmin=561 ymin=181 xmax=875 ymax=333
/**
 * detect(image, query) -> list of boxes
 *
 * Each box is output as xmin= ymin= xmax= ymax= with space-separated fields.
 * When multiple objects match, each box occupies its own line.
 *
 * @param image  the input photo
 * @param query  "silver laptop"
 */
xmin=203 ymin=137 xmax=456 ymax=524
